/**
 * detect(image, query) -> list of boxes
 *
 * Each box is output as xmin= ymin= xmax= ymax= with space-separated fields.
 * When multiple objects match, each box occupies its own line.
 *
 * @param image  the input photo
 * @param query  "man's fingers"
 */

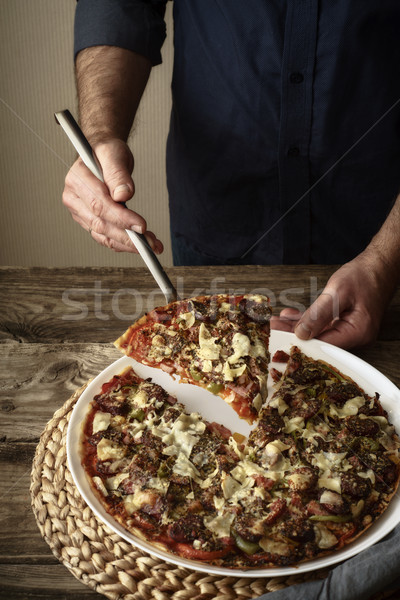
xmin=317 ymin=317 xmax=366 ymax=349
xmin=65 ymin=160 xmax=147 ymax=234
xmin=294 ymin=290 xmax=342 ymax=341
xmin=143 ymin=231 xmax=164 ymax=254
xmin=270 ymin=308 xmax=302 ymax=332
xmin=69 ymin=191 xmax=162 ymax=254
xmin=72 ymin=210 xmax=162 ymax=254
xmin=62 ymin=140 xmax=165 ymax=256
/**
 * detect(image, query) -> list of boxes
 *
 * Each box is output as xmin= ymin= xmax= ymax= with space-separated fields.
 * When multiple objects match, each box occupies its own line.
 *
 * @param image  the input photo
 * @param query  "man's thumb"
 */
xmin=96 ymin=141 xmax=135 ymax=203
xmin=112 ymin=182 xmax=134 ymax=202
xmin=294 ymin=291 xmax=339 ymax=341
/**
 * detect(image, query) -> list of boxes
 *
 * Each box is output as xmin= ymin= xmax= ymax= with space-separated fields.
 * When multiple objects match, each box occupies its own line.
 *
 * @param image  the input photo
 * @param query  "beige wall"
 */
xmin=0 ymin=0 xmax=173 ymax=267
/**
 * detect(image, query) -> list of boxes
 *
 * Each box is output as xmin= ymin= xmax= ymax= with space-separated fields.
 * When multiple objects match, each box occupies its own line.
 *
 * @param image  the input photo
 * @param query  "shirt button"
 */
xmin=289 ymin=72 xmax=304 ymax=84
xmin=287 ymin=147 xmax=300 ymax=157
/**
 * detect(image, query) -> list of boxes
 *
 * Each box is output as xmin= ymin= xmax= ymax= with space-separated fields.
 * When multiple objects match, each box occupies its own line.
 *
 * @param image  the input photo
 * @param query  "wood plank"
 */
xmin=354 ymin=341 xmax=400 ymax=389
xmin=0 ymin=564 xmax=102 ymax=599
xmin=1 ymin=266 xmax=399 ymax=343
xmin=0 ymin=342 xmax=120 ymax=441
xmin=0 ymin=442 xmax=59 ymax=561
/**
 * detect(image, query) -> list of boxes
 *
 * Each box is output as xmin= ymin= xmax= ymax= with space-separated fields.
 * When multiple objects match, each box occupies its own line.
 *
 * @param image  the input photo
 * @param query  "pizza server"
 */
xmin=55 ymin=109 xmax=179 ymax=304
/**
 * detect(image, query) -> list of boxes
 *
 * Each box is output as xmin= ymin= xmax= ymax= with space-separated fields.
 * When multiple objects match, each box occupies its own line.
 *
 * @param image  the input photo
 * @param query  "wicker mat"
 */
xmin=30 ymin=382 xmax=333 ymax=600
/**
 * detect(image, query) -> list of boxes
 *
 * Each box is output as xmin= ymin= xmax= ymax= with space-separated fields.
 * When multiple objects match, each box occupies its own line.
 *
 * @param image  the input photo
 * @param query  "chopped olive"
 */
xmin=309 ymin=514 xmax=352 ymax=523
xmin=232 ymin=530 xmax=261 ymax=555
xmin=207 ymin=382 xmax=224 ymax=395
xmin=157 ymin=463 xmax=170 ymax=478
xmin=189 ymin=367 xmax=203 ymax=381
xmin=320 ymin=364 xmax=346 ymax=382
xmin=350 ymin=436 xmax=380 ymax=453
xmin=130 ymin=408 xmax=145 ymax=422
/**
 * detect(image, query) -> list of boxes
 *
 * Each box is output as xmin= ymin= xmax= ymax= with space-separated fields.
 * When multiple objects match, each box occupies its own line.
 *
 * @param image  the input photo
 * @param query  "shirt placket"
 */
xmin=278 ymin=0 xmax=319 ymax=264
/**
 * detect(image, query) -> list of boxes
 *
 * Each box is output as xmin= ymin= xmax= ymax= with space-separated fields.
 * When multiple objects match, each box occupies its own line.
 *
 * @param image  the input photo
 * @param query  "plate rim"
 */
xmin=66 ymin=330 xmax=400 ymax=578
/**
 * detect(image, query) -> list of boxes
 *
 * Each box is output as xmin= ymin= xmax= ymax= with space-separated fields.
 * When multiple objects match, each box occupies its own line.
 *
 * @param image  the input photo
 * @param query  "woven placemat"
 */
xmin=30 ymin=382 xmax=332 ymax=600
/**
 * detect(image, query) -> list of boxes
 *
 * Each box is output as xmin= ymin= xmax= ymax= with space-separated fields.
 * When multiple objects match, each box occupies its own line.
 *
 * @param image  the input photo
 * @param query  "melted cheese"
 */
xmin=268 ymin=395 xmax=289 ymax=415
xmin=148 ymin=477 xmax=170 ymax=494
xmin=92 ymin=476 xmax=108 ymax=496
xmin=202 ymin=359 xmax=213 ymax=373
xmin=92 ymin=411 xmax=111 ymax=434
xmin=221 ymin=469 xmax=258 ymax=505
xmin=351 ymin=499 xmax=365 ymax=518
xmin=252 ymin=393 xmax=262 ymax=412
xmin=262 ymin=440 xmax=291 ymax=472
xmin=213 ymin=496 xmax=225 ymax=511
xmin=221 ymin=474 xmax=242 ymax=499
xmin=204 ymin=512 xmax=234 ymax=538
xmin=173 ymin=452 xmax=202 ymax=480
xmin=106 ymin=472 xmax=129 ymax=490
xmin=179 ymin=311 xmax=195 ymax=329
xmin=230 ymin=459 xmax=267 ymax=483
xmin=318 ymin=474 xmax=342 ymax=493
xmin=199 ymin=466 xmax=219 ymax=489
xmin=198 ymin=323 xmax=220 ymax=360
xmin=358 ymin=469 xmax=376 ymax=484
xmin=228 ymin=333 xmax=251 ymax=364
xmin=314 ymin=523 xmax=338 ymax=549
xmin=311 ymin=451 xmax=347 ymax=471
xmin=222 ymin=361 xmax=247 ymax=382
xmin=329 ymin=396 xmax=365 ymax=418
xmin=319 ymin=490 xmax=342 ymax=505
xmin=108 ymin=458 xmax=130 ymax=473
xmin=96 ymin=438 xmax=127 ymax=461
xmin=288 ymin=470 xmax=315 ymax=489
xmin=283 ymin=416 xmax=305 ymax=433
xmin=259 ymin=537 xmax=291 ymax=556
xmin=160 ymin=413 xmax=206 ymax=458
xmin=228 ymin=436 xmax=245 ymax=459
xmin=219 ymin=302 xmax=237 ymax=313
xmin=123 ymin=489 xmax=156 ymax=515
xmin=130 ymin=389 xmax=149 ymax=407
xmin=249 ymin=338 xmax=267 ymax=359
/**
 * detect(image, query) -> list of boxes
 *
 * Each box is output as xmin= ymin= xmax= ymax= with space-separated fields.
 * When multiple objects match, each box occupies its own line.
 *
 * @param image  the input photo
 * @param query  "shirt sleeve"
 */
xmin=74 ymin=0 xmax=168 ymax=66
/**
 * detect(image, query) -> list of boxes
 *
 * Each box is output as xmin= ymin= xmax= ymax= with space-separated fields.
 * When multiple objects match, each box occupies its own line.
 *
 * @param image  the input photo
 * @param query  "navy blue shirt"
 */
xmin=75 ymin=0 xmax=400 ymax=264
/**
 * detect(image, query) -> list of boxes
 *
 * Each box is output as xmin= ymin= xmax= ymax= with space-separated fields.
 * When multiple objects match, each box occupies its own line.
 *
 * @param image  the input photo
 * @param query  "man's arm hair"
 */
xmin=367 ymin=193 xmax=400 ymax=284
xmin=76 ymin=45 xmax=152 ymax=145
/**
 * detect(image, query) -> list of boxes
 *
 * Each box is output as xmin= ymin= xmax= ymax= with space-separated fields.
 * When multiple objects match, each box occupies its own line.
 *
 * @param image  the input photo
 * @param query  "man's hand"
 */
xmin=271 ymin=249 xmax=398 ymax=349
xmin=63 ymin=45 xmax=161 ymax=253
xmin=62 ymin=138 xmax=163 ymax=253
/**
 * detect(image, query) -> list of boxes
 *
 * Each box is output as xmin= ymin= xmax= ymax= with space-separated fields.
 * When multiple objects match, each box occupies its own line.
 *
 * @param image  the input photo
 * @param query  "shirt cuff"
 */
xmin=74 ymin=0 xmax=167 ymax=66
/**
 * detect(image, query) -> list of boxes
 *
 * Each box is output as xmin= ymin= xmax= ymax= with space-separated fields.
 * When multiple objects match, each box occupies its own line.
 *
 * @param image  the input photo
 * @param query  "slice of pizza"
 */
xmin=80 ymin=366 xmax=244 ymax=564
xmin=114 ymin=294 xmax=271 ymax=423
xmin=244 ymin=345 xmax=400 ymax=562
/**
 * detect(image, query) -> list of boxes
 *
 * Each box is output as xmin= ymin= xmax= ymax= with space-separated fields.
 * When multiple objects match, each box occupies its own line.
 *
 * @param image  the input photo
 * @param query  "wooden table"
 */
xmin=1 ymin=266 xmax=399 ymax=600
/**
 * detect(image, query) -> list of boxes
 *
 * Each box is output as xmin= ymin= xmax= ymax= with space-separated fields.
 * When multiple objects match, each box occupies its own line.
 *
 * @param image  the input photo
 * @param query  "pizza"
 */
xmin=79 ymin=328 xmax=400 ymax=569
xmin=114 ymin=294 xmax=271 ymax=423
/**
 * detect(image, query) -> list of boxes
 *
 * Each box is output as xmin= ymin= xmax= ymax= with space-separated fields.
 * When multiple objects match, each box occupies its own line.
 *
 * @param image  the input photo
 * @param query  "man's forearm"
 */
xmin=366 ymin=193 xmax=400 ymax=282
xmin=76 ymin=46 xmax=152 ymax=146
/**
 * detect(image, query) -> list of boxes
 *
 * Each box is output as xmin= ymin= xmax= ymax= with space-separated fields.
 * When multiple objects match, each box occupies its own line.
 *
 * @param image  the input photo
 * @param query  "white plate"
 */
xmin=67 ymin=331 xmax=400 ymax=577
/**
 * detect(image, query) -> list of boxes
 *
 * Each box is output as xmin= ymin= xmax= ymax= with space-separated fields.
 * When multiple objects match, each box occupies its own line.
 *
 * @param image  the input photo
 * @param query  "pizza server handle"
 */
xmin=54 ymin=109 xmax=179 ymax=304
